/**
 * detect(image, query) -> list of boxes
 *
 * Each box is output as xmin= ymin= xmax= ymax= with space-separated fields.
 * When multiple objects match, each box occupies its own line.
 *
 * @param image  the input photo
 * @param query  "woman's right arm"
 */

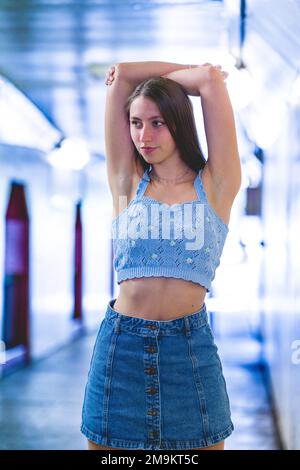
xmin=104 ymin=61 xmax=193 ymax=202
xmin=104 ymin=64 xmax=138 ymax=203
xmin=117 ymin=61 xmax=194 ymax=88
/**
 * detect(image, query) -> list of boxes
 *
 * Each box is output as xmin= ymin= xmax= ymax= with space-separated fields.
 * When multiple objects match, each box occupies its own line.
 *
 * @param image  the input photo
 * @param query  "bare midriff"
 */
xmin=112 ymin=277 xmax=207 ymax=321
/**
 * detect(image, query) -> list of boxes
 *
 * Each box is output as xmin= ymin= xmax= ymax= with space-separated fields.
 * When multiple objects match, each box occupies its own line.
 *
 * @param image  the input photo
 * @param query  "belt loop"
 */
xmin=184 ymin=315 xmax=191 ymax=337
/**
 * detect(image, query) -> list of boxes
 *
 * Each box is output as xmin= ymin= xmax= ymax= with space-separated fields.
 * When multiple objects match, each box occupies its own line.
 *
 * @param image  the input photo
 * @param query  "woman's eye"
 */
xmin=131 ymin=121 xmax=163 ymax=126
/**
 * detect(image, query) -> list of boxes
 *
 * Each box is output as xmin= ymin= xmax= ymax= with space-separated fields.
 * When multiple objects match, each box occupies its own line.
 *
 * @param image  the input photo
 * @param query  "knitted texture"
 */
xmin=111 ymin=166 xmax=229 ymax=292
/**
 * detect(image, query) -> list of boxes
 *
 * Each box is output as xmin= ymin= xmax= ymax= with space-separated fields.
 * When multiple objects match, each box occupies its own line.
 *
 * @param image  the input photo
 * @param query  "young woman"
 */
xmin=80 ymin=61 xmax=241 ymax=451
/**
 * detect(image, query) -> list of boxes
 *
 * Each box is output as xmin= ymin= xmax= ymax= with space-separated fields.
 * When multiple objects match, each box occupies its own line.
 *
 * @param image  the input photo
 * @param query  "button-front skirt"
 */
xmin=80 ymin=299 xmax=234 ymax=450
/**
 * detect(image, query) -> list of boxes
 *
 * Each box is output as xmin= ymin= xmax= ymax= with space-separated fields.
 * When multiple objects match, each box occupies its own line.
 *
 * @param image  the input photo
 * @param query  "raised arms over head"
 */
xmin=104 ymin=61 xmax=196 ymax=209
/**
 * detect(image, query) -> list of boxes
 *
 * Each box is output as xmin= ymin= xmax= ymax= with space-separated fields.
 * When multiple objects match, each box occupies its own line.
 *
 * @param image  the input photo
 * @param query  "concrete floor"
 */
xmin=0 ymin=320 xmax=282 ymax=450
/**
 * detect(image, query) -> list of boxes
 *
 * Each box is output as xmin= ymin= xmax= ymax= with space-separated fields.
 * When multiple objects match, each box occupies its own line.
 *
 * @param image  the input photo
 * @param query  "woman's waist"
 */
xmin=114 ymin=277 xmax=206 ymax=320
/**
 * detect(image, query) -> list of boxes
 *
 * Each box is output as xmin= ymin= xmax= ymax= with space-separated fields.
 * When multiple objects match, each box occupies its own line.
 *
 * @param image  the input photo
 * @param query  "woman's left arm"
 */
xmin=164 ymin=65 xmax=242 ymax=198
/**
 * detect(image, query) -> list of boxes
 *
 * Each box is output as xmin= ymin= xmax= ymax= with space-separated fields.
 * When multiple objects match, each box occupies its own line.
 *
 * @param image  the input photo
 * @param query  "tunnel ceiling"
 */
xmin=0 ymin=0 xmax=226 ymax=154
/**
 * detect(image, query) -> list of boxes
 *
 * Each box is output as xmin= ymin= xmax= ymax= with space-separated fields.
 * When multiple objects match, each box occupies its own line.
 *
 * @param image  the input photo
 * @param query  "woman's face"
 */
xmin=129 ymin=96 xmax=177 ymax=163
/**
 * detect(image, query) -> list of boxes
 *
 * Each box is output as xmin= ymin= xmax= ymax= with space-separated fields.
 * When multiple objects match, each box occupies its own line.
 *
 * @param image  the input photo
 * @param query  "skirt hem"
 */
xmin=80 ymin=421 xmax=234 ymax=450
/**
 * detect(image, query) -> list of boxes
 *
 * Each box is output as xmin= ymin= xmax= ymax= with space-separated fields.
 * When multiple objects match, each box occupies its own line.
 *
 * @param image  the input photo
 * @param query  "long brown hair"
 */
xmin=125 ymin=77 xmax=206 ymax=174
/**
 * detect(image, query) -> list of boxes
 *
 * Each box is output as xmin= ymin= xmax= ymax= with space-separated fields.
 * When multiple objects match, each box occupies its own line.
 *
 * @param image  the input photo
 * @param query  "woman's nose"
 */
xmin=139 ymin=125 xmax=152 ymax=140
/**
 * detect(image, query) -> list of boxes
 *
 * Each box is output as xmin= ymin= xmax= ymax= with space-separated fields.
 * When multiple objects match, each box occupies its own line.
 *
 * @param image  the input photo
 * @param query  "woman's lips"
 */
xmin=141 ymin=147 xmax=157 ymax=154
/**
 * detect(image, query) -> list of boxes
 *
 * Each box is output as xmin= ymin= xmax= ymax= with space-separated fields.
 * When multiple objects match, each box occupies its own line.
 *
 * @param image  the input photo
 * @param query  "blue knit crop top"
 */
xmin=111 ymin=165 xmax=229 ymax=292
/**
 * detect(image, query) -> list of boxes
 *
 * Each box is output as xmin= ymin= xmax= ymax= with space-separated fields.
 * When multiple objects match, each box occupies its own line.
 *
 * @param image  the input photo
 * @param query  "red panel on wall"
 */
xmin=2 ymin=182 xmax=30 ymax=363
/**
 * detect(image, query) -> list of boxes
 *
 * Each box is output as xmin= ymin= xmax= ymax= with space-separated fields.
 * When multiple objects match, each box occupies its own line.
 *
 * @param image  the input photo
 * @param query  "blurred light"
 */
xmin=226 ymin=65 xmax=257 ymax=111
xmin=0 ymin=74 xmax=61 ymax=152
xmin=222 ymin=0 xmax=241 ymax=14
xmin=49 ymin=194 xmax=71 ymax=210
xmin=247 ymin=93 xmax=288 ymax=149
xmin=288 ymin=72 xmax=300 ymax=105
xmin=244 ymin=154 xmax=263 ymax=188
xmin=46 ymin=137 xmax=90 ymax=170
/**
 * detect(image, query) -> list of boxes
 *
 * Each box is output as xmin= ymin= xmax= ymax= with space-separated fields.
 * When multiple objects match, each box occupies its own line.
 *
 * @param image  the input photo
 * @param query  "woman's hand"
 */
xmin=200 ymin=63 xmax=229 ymax=83
xmin=162 ymin=63 xmax=229 ymax=96
xmin=105 ymin=65 xmax=116 ymax=86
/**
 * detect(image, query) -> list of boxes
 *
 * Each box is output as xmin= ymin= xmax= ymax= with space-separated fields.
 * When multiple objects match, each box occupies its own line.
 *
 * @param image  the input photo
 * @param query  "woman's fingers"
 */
xmin=106 ymin=68 xmax=115 ymax=79
xmin=214 ymin=64 xmax=229 ymax=79
xmin=105 ymin=66 xmax=116 ymax=85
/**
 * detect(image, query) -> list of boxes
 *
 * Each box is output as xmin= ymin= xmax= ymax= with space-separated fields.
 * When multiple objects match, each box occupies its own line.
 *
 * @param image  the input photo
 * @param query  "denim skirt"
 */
xmin=80 ymin=298 xmax=234 ymax=450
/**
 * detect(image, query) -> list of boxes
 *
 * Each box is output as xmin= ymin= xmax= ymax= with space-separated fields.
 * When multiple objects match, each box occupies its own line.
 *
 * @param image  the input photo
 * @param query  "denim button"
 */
xmin=147 ymin=409 xmax=158 ymax=416
xmin=149 ymin=431 xmax=159 ymax=438
xmin=146 ymin=387 xmax=157 ymax=395
xmin=145 ymin=346 xmax=157 ymax=353
xmin=145 ymin=324 xmax=158 ymax=329
xmin=145 ymin=367 xmax=156 ymax=375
